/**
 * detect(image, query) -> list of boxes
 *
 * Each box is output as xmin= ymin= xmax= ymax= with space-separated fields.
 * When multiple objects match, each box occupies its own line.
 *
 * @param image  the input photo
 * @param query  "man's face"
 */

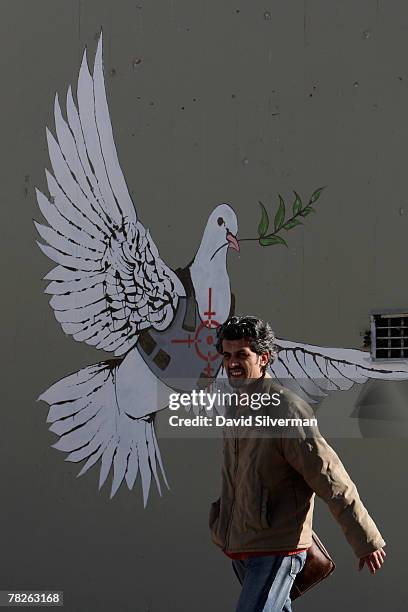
xmin=221 ymin=337 xmax=269 ymax=388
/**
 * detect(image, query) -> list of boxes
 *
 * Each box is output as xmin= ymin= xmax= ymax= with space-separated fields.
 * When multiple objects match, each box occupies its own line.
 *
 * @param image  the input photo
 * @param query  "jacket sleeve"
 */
xmin=281 ymin=400 xmax=386 ymax=559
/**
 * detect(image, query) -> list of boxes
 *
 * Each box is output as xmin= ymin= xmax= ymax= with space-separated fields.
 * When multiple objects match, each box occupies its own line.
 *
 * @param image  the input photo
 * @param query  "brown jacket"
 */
xmin=209 ymin=376 xmax=385 ymax=558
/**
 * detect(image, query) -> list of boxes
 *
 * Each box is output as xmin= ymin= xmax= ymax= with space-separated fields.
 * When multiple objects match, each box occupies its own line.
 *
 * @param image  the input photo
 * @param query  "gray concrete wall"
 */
xmin=1 ymin=1 xmax=407 ymax=610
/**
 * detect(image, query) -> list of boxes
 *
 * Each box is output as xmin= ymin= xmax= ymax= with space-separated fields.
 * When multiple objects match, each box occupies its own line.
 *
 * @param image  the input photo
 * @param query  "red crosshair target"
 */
xmin=170 ymin=288 xmax=223 ymax=378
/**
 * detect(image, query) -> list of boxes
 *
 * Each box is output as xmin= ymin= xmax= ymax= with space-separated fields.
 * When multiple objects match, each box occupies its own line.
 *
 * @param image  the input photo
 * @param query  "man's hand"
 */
xmin=358 ymin=548 xmax=386 ymax=574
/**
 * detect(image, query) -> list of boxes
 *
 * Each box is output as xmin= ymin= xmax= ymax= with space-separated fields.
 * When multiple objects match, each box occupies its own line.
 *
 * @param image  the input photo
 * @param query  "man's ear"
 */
xmin=260 ymin=351 xmax=269 ymax=367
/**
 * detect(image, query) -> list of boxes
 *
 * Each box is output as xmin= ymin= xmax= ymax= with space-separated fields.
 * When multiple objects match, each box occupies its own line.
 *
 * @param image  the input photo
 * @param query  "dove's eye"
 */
xmin=217 ymin=217 xmax=224 ymax=226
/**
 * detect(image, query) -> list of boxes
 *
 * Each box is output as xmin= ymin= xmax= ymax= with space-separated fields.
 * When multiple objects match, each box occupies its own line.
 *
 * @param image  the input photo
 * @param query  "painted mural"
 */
xmin=35 ymin=33 xmax=408 ymax=504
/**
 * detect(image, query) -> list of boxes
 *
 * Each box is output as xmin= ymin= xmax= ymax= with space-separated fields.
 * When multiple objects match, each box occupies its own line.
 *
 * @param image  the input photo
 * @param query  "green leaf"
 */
xmin=300 ymin=206 xmax=315 ymax=216
xmin=292 ymin=191 xmax=302 ymax=216
xmin=282 ymin=219 xmax=303 ymax=230
xmin=259 ymin=235 xmax=288 ymax=247
xmin=257 ymin=201 xmax=269 ymax=237
xmin=274 ymin=195 xmax=286 ymax=231
xmin=310 ymin=186 xmax=325 ymax=203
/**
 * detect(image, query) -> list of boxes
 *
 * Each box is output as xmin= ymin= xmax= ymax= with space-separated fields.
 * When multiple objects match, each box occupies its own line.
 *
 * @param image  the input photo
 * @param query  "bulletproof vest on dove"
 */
xmin=137 ymin=266 xmax=235 ymax=392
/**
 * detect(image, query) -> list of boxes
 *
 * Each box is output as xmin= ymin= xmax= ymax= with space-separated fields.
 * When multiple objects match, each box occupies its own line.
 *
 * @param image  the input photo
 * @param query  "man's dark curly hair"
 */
xmin=215 ymin=315 xmax=278 ymax=374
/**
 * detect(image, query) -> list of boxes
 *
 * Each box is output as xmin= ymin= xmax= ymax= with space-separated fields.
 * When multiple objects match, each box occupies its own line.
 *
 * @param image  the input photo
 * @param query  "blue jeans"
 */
xmin=232 ymin=551 xmax=307 ymax=612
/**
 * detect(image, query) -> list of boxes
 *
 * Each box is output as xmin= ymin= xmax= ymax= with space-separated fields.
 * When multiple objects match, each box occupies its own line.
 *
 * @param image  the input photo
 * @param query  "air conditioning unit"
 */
xmin=370 ymin=309 xmax=408 ymax=361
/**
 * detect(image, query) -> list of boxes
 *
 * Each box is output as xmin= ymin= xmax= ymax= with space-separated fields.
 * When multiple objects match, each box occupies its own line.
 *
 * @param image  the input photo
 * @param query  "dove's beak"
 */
xmin=226 ymin=231 xmax=240 ymax=252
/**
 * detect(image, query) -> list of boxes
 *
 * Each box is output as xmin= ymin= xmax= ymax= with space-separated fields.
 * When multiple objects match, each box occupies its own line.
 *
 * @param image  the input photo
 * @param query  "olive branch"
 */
xmin=239 ymin=187 xmax=326 ymax=247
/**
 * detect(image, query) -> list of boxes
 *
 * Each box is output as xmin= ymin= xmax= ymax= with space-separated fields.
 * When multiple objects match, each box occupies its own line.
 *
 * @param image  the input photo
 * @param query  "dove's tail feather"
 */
xmin=37 ymin=359 xmax=169 ymax=506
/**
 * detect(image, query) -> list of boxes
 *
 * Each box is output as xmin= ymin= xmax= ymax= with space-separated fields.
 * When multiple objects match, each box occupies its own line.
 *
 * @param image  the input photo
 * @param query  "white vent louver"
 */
xmin=371 ymin=309 xmax=408 ymax=361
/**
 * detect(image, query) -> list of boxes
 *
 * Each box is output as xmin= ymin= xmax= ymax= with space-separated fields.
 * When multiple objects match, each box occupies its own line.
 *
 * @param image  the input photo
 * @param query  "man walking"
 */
xmin=209 ymin=315 xmax=386 ymax=611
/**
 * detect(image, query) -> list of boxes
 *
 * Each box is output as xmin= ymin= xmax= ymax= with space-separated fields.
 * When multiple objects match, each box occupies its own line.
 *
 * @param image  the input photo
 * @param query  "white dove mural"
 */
xmin=36 ymin=33 xmax=408 ymax=506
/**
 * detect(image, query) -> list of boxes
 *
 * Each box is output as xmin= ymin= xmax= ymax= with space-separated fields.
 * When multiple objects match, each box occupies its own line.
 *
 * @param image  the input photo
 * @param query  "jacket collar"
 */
xmin=238 ymin=374 xmax=271 ymax=396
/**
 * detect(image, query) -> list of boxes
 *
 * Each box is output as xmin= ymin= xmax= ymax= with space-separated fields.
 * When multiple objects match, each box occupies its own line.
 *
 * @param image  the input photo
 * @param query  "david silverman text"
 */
xmin=168 ymin=415 xmax=318 ymax=427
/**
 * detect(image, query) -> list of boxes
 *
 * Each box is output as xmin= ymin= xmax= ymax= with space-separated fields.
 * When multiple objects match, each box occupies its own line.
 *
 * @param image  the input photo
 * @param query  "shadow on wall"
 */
xmin=352 ymin=380 xmax=408 ymax=437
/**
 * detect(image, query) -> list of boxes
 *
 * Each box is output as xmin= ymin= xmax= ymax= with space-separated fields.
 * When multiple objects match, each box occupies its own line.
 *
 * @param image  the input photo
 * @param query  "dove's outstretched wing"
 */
xmin=35 ymin=32 xmax=184 ymax=356
xmin=270 ymin=338 xmax=408 ymax=405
